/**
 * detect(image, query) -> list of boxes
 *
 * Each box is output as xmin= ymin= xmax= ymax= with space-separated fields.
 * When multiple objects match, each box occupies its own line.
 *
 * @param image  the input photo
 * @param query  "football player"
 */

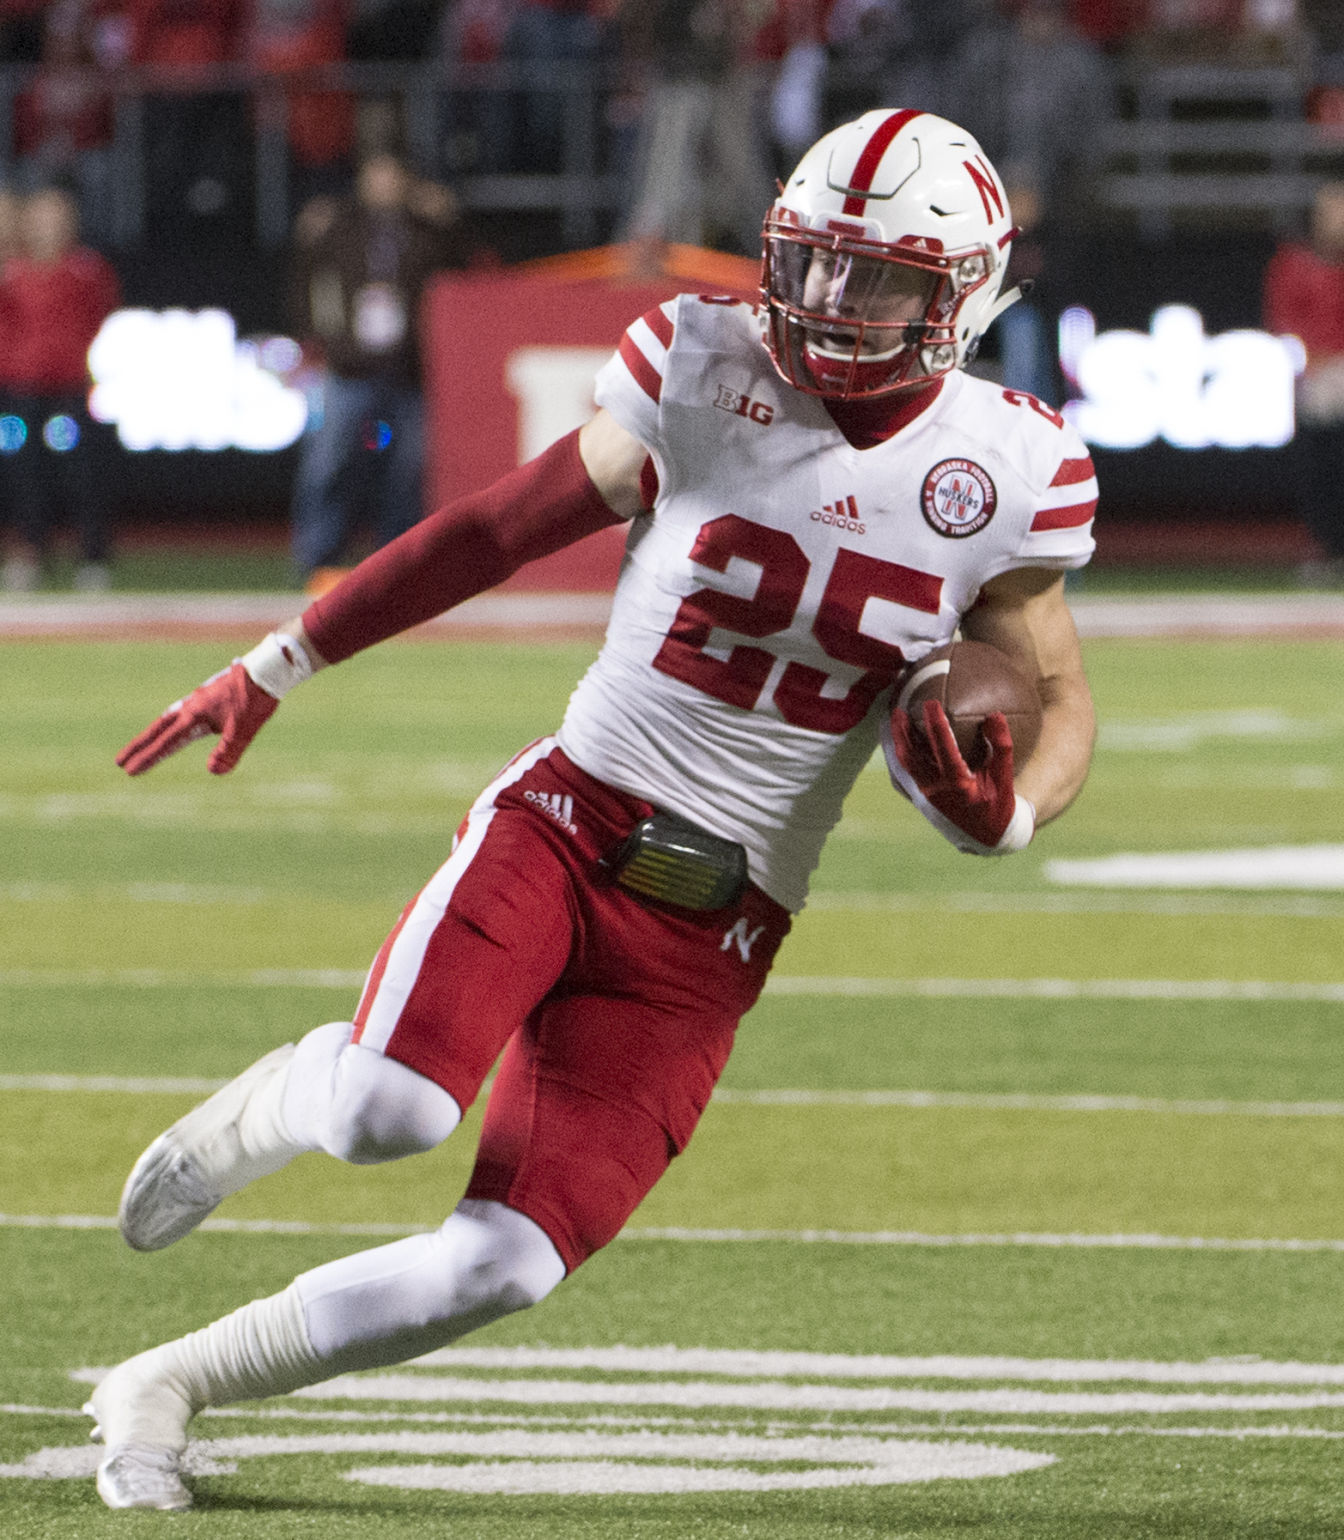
xmin=89 ymin=109 xmax=1097 ymax=1510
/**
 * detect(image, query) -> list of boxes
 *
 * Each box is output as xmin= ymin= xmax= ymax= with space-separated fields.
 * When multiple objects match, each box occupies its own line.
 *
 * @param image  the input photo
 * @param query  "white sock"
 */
xmin=98 ymin=1284 xmax=322 ymax=1452
xmin=221 ymin=1054 xmax=303 ymax=1195
xmin=162 ymin=1282 xmax=322 ymax=1407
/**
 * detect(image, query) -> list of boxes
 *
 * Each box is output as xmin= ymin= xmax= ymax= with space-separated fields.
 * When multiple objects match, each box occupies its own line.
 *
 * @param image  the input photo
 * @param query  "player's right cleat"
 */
xmin=118 ymin=1043 xmax=297 ymax=1251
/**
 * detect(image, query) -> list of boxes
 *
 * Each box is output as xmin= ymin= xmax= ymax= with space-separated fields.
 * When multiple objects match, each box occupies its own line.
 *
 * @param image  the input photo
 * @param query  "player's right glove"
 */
xmin=884 ymin=699 xmax=1036 ymax=856
xmin=116 ymin=632 xmax=313 ymax=777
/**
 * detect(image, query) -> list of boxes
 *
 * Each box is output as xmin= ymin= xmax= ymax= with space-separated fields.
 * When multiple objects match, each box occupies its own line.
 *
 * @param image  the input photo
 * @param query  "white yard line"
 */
xmin=0 ymin=968 xmax=368 ymax=989
xmin=1047 ymin=846 xmax=1344 ymax=890
xmin=709 ymin=1089 xmax=1344 ymax=1117
xmin=805 ymin=890 xmax=1344 ymax=920
xmin=3 ymin=968 xmax=1341 ymax=1005
xmin=6 ymin=1075 xmax=1344 ymax=1119
xmin=280 ymin=1375 xmax=1344 ymax=1414
xmin=619 ymin=1228 xmax=1344 ymax=1253
xmin=0 ymin=1213 xmax=425 ymax=1237
xmin=8 ymin=1211 xmax=1344 ymax=1251
xmin=0 ymin=1074 xmax=228 ymax=1094
xmin=763 ymin=976 xmax=1344 ymax=1003
xmin=407 ymin=1344 xmax=1344 ymax=1386
xmin=0 ymin=881 xmax=269 ymax=904
xmin=5 ymin=1401 xmax=1344 ymax=1445
xmin=8 ymin=883 xmax=1344 ymax=921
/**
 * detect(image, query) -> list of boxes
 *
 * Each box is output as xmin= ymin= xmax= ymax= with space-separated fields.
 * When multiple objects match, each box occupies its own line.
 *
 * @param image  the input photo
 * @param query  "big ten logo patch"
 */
xmin=714 ymin=385 xmax=775 ymax=426
xmin=921 ymin=458 xmax=997 ymax=538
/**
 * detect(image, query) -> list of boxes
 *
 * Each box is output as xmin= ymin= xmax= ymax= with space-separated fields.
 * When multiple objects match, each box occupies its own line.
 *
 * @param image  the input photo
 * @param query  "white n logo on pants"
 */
xmin=721 ymin=917 xmax=766 ymax=964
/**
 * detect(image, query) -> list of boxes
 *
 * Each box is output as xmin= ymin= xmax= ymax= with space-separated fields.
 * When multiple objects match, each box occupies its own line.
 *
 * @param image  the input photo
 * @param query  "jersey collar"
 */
xmin=822 ymin=376 xmax=945 ymax=449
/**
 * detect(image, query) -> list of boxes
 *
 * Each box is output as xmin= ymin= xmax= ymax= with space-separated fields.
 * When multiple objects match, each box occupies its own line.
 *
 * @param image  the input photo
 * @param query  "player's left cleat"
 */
xmin=118 ymin=1042 xmax=297 ymax=1251
xmin=85 ymin=1352 xmax=196 ymax=1511
xmin=93 ymin=1445 xmax=194 ymax=1511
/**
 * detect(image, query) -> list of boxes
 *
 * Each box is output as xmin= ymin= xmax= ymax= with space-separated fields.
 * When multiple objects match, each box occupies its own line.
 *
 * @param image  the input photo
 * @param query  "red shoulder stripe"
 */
xmin=1031 ymin=499 xmax=1096 ymax=532
xmin=842 ymin=109 xmax=924 ymax=217
xmin=1049 ymin=456 xmax=1095 ymax=488
xmin=619 ymin=333 xmax=663 ymax=404
xmin=643 ymin=305 xmax=674 ymax=348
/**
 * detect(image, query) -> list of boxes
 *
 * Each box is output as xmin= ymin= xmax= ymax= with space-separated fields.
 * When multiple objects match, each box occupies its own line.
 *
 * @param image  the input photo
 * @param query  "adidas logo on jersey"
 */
xmin=810 ymin=494 xmax=865 ymax=535
xmin=523 ymin=789 xmax=578 ymax=835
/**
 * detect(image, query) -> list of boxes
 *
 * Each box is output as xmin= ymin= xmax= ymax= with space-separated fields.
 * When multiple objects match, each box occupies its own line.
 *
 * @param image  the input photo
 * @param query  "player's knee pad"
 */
xmin=284 ymin=1023 xmax=462 ymax=1165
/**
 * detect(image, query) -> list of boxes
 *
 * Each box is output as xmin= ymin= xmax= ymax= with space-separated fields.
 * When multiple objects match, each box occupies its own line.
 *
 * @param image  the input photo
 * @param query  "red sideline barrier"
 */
xmin=422 ymin=244 xmax=758 ymax=591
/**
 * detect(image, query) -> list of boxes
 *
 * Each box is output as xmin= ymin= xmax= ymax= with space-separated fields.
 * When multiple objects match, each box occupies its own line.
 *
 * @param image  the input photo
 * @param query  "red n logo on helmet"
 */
xmin=962 ymin=156 xmax=1004 ymax=221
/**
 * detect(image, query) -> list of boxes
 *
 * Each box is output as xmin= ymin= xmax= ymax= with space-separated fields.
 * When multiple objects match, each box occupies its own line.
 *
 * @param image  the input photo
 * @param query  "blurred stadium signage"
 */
xmin=79 ymin=295 xmax=1305 ymax=468
xmin=423 ymin=259 xmax=757 ymax=590
xmin=87 ymin=309 xmax=308 ymax=453
xmin=1058 ymin=304 xmax=1301 ymax=452
xmin=504 ymin=346 xmax=613 ymax=464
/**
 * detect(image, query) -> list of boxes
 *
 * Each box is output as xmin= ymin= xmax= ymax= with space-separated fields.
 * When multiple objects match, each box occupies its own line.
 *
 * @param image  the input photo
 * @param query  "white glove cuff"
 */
xmin=992 ymin=795 xmax=1036 ymax=855
xmin=913 ymin=789 xmax=1036 ymax=857
xmin=239 ymin=632 xmax=314 ymax=701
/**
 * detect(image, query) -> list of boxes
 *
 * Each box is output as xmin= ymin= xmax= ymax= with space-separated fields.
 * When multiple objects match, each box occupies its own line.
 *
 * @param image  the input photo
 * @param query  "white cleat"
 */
xmin=84 ymin=1354 xmax=196 ymax=1511
xmin=118 ymin=1042 xmax=296 ymax=1251
xmin=118 ymin=1137 xmax=220 ymax=1252
xmin=93 ymin=1445 xmax=193 ymax=1511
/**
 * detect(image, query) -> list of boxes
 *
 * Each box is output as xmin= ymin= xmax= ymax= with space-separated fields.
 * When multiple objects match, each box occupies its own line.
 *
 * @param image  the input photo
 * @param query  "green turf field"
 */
xmin=4 ymin=630 xmax=1344 ymax=1537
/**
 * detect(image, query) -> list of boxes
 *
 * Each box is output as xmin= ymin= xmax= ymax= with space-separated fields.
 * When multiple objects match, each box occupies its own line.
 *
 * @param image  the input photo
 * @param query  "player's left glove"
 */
xmin=116 ymin=633 xmax=312 ymax=777
xmin=883 ymin=699 xmax=1036 ymax=856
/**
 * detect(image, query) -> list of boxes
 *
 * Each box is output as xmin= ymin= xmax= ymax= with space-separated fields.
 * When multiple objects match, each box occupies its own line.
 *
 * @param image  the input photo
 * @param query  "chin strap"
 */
xmin=960 ymin=280 xmax=1033 ymax=369
xmin=985 ymin=279 xmax=1033 ymax=327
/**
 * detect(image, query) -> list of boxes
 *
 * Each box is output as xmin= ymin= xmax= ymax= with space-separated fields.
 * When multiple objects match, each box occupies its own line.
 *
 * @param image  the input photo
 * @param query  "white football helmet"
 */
xmin=761 ymin=108 xmax=1021 ymax=399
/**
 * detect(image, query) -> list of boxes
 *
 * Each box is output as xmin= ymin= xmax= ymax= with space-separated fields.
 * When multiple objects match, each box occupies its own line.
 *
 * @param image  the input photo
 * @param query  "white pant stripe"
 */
xmin=355 ymin=738 xmax=556 ymax=1055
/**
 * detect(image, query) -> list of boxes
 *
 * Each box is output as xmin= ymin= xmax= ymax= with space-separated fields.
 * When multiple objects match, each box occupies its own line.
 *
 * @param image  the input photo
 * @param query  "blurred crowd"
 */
xmin=286 ymin=145 xmax=475 ymax=587
xmin=0 ymin=177 xmax=119 ymax=591
xmin=1264 ymin=177 xmax=1344 ymax=580
xmin=0 ymin=1 xmax=1340 ymax=258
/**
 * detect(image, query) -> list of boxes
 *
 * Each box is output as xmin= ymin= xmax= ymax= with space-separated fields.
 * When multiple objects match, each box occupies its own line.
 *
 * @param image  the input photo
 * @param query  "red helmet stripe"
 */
xmin=841 ymin=109 xmax=924 ymax=216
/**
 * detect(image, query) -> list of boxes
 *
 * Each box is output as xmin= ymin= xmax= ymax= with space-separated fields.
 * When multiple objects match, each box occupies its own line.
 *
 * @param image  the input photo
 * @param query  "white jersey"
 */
xmin=556 ymin=295 xmax=1096 ymax=911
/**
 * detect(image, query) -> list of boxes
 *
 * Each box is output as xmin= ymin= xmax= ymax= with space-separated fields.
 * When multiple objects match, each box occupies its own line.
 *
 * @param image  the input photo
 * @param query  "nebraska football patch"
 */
xmin=921 ymin=458 xmax=997 ymax=538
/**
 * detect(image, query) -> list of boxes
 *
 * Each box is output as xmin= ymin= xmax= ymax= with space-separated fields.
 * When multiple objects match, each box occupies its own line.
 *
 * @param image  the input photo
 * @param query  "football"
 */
xmin=894 ymin=640 xmax=1043 ymax=768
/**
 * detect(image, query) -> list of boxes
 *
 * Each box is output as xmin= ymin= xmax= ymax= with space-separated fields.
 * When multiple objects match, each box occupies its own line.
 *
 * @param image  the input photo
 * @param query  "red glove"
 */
xmin=884 ymin=700 xmax=1035 ymax=855
xmin=116 ymin=663 xmax=279 ymax=777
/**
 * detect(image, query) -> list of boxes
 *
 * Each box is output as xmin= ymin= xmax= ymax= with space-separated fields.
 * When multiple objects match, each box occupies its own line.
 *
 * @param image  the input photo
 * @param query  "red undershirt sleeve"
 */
xmin=301 ymin=428 xmax=625 ymax=664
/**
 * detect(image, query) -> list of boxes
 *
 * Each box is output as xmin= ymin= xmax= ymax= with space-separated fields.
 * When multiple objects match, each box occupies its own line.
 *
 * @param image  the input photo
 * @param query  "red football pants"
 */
xmin=351 ymin=739 xmax=791 ymax=1272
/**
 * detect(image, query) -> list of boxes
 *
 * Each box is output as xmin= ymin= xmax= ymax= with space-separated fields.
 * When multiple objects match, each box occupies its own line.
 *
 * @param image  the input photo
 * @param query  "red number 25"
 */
xmin=652 ymin=514 xmax=943 ymax=735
